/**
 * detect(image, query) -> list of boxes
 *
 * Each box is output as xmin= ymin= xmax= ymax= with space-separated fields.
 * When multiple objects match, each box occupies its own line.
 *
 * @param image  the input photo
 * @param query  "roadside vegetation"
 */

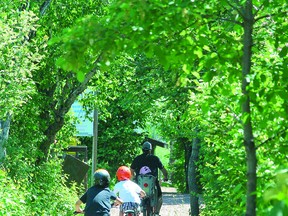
xmin=0 ymin=0 xmax=287 ymax=215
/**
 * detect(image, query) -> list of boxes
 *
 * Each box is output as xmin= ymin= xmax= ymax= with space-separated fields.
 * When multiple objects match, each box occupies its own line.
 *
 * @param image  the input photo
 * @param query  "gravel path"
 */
xmin=110 ymin=187 xmax=190 ymax=216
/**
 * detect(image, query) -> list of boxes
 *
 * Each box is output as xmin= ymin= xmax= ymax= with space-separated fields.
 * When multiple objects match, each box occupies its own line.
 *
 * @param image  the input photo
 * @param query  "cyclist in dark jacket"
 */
xmin=75 ymin=169 xmax=123 ymax=216
xmin=130 ymin=141 xmax=168 ymax=215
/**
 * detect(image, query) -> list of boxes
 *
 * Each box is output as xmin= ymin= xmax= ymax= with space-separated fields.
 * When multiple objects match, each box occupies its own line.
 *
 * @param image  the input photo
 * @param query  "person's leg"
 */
xmin=133 ymin=202 xmax=141 ymax=216
xmin=119 ymin=203 xmax=124 ymax=216
xmin=155 ymin=180 xmax=163 ymax=214
xmin=156 ymin=196 xmax=162 ymax=214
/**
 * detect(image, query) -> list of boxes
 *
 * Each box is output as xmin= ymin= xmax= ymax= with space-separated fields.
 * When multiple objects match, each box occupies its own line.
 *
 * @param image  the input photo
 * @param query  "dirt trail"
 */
xmin=160 ymin=187 xmax=190 ymax=216
xmin=110 ymin=187 xmax=190 ymax=216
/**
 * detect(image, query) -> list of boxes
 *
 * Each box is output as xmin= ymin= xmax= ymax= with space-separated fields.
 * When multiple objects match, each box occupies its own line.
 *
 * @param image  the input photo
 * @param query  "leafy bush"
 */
xmin=24 ymin=160 xmax=78 ymax=216
xmin=1 ymin=163 xmax=79 ymax=216
xmin=1 ymin=158 xmax=78 ymax=216
xmin=0 ymin=169 xmax=28 ymax=215
xmin=199 ymin=137 xmax=246 ymax=216
xmin=2 ymin=138 xmax=79 ymax=216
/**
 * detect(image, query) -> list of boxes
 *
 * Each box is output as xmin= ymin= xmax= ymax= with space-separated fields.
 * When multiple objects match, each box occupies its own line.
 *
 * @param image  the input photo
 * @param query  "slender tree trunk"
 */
xmin=185 ymin=138 xmax=192 ymax=193
xmin=242 ymin=1 xmax=257 ymax=215
xmin=188 ymin=131 xmax=201 ymax=216
xmin=169 ymin=140 xmax=175 ymax=182
xmin=0 ymin=112 xmax=12 ymax=162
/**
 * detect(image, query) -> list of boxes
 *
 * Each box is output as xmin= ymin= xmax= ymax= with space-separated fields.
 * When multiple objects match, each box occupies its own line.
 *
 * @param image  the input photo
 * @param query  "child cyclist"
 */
xmin=113 ymin=166 xmax=146 ymax=216
xmin=75 ymin=169 xmax=123 ymax=216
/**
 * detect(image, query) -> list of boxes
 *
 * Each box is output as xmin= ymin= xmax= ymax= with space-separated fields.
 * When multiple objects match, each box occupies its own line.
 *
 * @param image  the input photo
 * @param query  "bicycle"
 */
xmin=123 ymin=209 xmax=139 ymax=216
xmin=137 ymin=174 xmax=158 ymax=216
xmin=73 ymin=209 xmax=139 ymax=216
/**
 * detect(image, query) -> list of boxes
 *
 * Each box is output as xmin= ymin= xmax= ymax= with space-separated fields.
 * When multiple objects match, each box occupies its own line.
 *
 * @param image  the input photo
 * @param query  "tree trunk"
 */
xmin=185 ymin=138 xmax=192 ymax=193
xmin=36 ymin=54 xmax=103 ymax=163
xmin=242 ymin=1 xmax=257 ymax=215
xmin=0 ymin=113 xmax=12 ymax=162
xmin=169 ymin=140 xmax=175 ymax=182
xmin=188 ymin=131 xmax=201 ymax=216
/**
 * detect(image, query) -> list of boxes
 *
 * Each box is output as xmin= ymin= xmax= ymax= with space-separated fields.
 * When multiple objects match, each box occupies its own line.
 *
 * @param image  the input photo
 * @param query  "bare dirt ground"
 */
xmin=110 ymin=187 xmax=190 ymax=216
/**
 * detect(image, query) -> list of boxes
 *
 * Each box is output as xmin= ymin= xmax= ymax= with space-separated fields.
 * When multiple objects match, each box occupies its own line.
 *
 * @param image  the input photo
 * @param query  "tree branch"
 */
xmin=220 ymin=18 xmax=243 ymax=26
xmin=255 ymin=10 xmax=288 ymax=22
xmin=256 ymin=129 xmax=287 ymax=150
xmin=59 ymin=52 xmax=104 ymax=117
xmin=26 ymin=0 xmax=53 ymax=41
xmin=39 ymin=52 xmax=104 ymax=161
xmin=40 ymin=0 xmax=52 ymax=17
xmin=253 ymin=3 xmax=265 ymax=19
xmin=227 ymin=1 xmax=245 ymax=18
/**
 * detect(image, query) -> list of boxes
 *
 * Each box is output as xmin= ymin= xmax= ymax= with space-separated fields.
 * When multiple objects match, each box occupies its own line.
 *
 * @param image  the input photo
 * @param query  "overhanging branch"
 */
xmin=255 ymin=11 xmax=288 ymax=22
xmin=58 ymin=52 xmax=104 ymax=117
xmin=40 ymin=0 xmax=52 ymax=17
xmin=256 ymin=128 xmax=287 ymax=149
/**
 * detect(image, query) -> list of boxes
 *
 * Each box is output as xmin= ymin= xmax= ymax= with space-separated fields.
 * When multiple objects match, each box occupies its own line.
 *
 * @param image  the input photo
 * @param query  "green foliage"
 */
xmin=0 ymin=169 xmax=28 ymax=215
xmin=77 ymin=56 xmax=153 ymax=174
xmin=1 ymin=157 xmax=78 ymax=216
xmin=4 ymin=120 xmax=78 ymax=214
xmin=2 ymin=92 xmax=79 ymax=215
xmin=263 ymin=167 xmax=288 ymax=216
xmin=40 ymin=0 xmax=288 ymax=214
xmin=154 ymin=146 xmax=170 ymax=168
xmin=1 ymin=0 xmax=288 ymax=215
xmin=170 ymin=152 xmax=188 ymax=192
xmin=0 ymin=3 xmax=43 ymax=119
xmin=199 ymin=136 xmax=247 ymax=215
xmin=24 ymin=161 xmax=78 ymax=215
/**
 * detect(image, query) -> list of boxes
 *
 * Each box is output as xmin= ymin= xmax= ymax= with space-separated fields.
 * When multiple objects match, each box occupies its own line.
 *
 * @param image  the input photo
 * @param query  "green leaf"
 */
xmin=201 ymin=102 xmax=210 ymax=114
xmin=186 ymin=36 xmax=194 ymax=45
xmin=232 ymin=184 xmax=242 ymax=194
xmin=203 ymin=70 xmax=216 ymax=82
xmin=76 ymin=71 xmax=85 ymax=82
xmin=192 ymin=71 xmax=200 ymax=79
xmin=279 ymin=46 xmax=288 ymax=58
xmin=194 ymin=48 xmax=203 ymax=58
xmin=203 ymin=45 xmax=211 ymax=52
xmin=242 ymin=113 xmax=250 ymax=124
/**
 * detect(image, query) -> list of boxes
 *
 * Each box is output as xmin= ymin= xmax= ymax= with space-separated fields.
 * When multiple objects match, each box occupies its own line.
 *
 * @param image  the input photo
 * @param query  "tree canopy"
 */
xmin=1 ymin=0 xmax=287 ymax=215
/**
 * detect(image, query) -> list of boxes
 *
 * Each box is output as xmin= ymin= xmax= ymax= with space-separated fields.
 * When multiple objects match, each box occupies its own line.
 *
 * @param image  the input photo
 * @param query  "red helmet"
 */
xmin=116 ymin=166 xmax=132 ymax=181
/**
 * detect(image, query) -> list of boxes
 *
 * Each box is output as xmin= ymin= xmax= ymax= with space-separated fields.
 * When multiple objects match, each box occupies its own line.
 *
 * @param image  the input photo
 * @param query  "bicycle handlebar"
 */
xmin=73 ymin=211 xmax=84 ymax=215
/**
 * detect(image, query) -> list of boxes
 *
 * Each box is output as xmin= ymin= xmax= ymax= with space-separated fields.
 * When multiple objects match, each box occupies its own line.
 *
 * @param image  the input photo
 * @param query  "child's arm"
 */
xmin=114 ymin=197 xmax=124 ymax=206
xmin=75 ymin=199 xmax=84 ymax=213
xmin=140 ymin=189 xmax=146 ymax=198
